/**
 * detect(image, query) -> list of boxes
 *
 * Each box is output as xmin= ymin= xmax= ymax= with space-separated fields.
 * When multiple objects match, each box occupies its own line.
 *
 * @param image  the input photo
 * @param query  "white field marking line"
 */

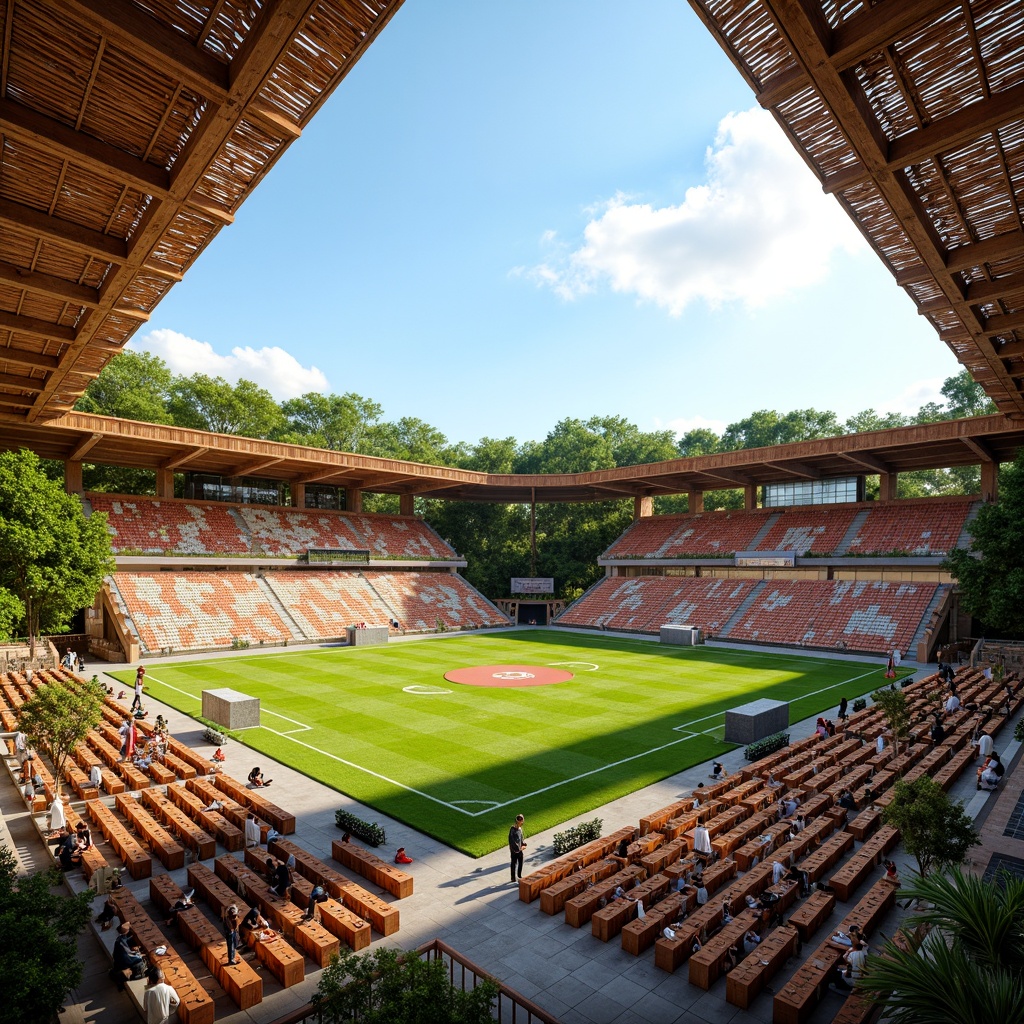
xmin=547 ymin=661 xmax=599 ymax=671
xmin=450 ymin=800 xmax=501 ymax=808
xmin=257 ymin=723 xmax=478 ymax=816
xmin=402 ymin=685 xmax=453 ymax=695
xmin=260 ymin=708 xmax=313 ymax=734
xmin=144 ymin=675 xmax=202 ymax=706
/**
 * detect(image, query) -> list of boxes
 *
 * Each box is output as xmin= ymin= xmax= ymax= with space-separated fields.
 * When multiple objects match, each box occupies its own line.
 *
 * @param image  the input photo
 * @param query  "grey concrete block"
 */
xmin=724 ymin=698 xmax=789 ymax=744
xmin=202 ymin=687 xmax=260 ymax=730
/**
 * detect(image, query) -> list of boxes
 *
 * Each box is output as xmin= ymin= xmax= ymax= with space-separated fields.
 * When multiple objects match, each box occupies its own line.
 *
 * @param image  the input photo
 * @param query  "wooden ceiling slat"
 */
xmin=0 ymin=347 xmax=61 ymax=371
xmin=0 ymin=258 xmax=98 ymax=307
xmin=0 ymin=197 xmax=125 ymax=261
xmin=0 ymin=309 xmax=75 ymax=342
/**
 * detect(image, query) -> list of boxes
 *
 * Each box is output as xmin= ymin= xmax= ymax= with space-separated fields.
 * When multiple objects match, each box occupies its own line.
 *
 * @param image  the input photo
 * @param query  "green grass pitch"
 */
xmin=110 ymin=630 xmax=894 ymax=857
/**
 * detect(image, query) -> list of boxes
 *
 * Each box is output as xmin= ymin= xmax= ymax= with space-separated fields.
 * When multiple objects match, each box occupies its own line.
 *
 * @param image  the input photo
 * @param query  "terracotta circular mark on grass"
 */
xmin=444 ymin=664 xmax=575 ymax=687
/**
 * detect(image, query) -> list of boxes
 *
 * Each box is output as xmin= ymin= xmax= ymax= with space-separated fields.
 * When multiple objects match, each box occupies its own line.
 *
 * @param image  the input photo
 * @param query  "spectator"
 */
xmin=144 ymin=967 xmax=180 ymax=1024
xmin=394 ymin=847 xmax=414 ymax=864
xmin=112 ymin=923 xmax=146 ymax=986
xmin=248 ymin=766 xmax=272 ymax=787
xmin=303 ymin=884 xmax=329 ymax=921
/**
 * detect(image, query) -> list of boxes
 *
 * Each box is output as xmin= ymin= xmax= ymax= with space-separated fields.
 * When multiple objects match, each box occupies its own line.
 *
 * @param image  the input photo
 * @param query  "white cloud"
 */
xmin=874 ymin=377 xmax=947 ymax=417
xmin=131 ymin=329 xmax=329 ymax=400
xmin=517 ymin=107 xmax=865 ymax=314
xmin=657 ymin=414 xmax=728 ymax=439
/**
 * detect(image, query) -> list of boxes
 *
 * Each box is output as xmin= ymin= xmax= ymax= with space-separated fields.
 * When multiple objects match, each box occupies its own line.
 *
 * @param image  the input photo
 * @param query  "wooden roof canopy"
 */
xmin=0 ymin=0 xmax=404 ymax=423
xmin=3 ymin=409 xmax=1022 ymax=502
xmin=687 ymin=0 xmax=1024 ymax=418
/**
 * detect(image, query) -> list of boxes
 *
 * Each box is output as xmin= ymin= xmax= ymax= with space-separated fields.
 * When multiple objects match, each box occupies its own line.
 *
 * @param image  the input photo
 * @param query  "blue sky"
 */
xmin=134 ymin=0 xmax=960 ymax=445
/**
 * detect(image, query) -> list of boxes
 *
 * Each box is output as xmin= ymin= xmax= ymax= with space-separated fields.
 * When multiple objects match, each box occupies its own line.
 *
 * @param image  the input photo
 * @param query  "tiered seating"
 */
xmin=556 ymin=576 xmax=756 ymax=634
xmin=845 ymin=498 xmax=977 ymax=556
xmin=363 ymin=571 xmax=508 ymax=631
xmin=752 ymin=506 xmax=859 ymax=555
xmin=348 ymin=513 xmax=456 ymax=560
xmin=726 ymin=579 xmax=939 ymax=653
xmin=113 ymin=572 xmax=296 ymax=652
xmin=90 ymin=496 xmax=247 ymax=555
xmin=604 ymin=510 xmax=773 ymax=558
xmin=238 ymin=506 xmax=366 ymax=555
xmin=263 ymin=571 xmax=388 ymax=636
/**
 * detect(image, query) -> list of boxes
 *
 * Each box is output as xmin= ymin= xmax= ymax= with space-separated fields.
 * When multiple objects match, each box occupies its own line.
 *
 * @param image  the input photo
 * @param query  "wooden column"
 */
xmin=399 ymin=493 xmax=415 ymax=516
xmin=744 ymin=484 xmax=757 ymax=510
xmin=633 ymin=495 xmax=653 ymax=520
xmin=156 ymin=468 xmax=174 ymax=498
xmin=64 ymin=460 xmax=83 ymax=495
xmin=980 ymin=460 xmax=999 ymax=502
xmin=878 ymin=472 xmax=898 ymax=502
xmin=345 ymin=487 xmax=363 ymax=513
xmin=290 ymin=482 xmax=306 ymax=509
xmin=687 ymin=489 xmax=704 ymax=513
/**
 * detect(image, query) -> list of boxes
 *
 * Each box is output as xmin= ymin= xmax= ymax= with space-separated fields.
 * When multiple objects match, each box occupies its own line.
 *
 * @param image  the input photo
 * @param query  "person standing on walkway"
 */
xmin=144 ymin=967 xmax=180 ymax=1024
xmin=224 ymin=904 xmax=241 ymax=965
xmin=131 ymin=666 xmax=145 ymax=712
xmin=509 ymin=814 xmax=527 ymax=884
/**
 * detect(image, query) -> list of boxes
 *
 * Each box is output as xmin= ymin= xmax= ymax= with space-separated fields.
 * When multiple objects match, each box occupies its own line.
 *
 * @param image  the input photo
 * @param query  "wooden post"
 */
xmin=744 ymin=484 xmax=757 ymax=510
xmin=530 ymin=488 xmax=537 ymax=578
xmin=687 ymin=489 xmax=704 ymax=513
xmin=345 ymin=487 xmax=363 ymax=513
xmin=633 ymin=495 xmax=653 ymax=520
xmin=980 ymin=460 xmax=998 ymax=502
xmin=399 ymin=493 xmax=415 ymax=516
xmin=290 ymin=482 xmax=306 ymax=508
xmin=156 ymin=467 xmax=174 ymax=498
xmin=878 ymin=472 xmax=898 ymax=502
xmin=64 ymin=460 xmax=84 ymax=495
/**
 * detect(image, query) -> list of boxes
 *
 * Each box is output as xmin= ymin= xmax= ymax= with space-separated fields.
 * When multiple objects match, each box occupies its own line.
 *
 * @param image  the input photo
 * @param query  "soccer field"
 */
xmin=111 ymin=630 xmax=891 ymax=856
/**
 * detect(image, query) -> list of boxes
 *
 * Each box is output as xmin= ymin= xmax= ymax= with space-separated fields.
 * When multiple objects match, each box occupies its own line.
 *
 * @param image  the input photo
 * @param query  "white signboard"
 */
xmin=511 ymin=577 xmax=555 ymax=594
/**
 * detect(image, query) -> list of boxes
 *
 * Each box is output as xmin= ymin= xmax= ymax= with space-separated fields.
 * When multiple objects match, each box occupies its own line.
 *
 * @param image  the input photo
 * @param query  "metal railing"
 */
xmin=265 ymin=938 xmax=561 ymax=1024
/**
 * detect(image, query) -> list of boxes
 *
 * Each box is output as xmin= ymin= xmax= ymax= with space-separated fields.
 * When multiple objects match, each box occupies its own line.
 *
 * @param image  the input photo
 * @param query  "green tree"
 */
xmin=0 ymin=845 xmax=94 ymax=1023
xmin=0 ymin=589 xmax=24 ymax=642
xmin=844 ymin=409 xmax=911 ymax=433
xmin=75 ymin=350 xmax=173 ymax=423
xmin=0 ymin=450 xmax=114 ymax=655
xmin=940 ymin=368 xmax=997 ymax=419
xmin=881 ymin=776 xmax=979 ymax=877
xmin=167 ymin=374 xmax=285 ymax=438
xmin=945 ymin=450 xmax=1024 ymax=634
xmin=871 ymin=685 xmax=911 ymax=757
xmin=311 ymin=946 xmax=497 ymax=1024
xmin=857 ymin=868 xmax=1024 ymax=1024
xmin=18 ymin=679 xmax=104 ymax=797
xmin=278 ymin=391 xmax=383 ymax=452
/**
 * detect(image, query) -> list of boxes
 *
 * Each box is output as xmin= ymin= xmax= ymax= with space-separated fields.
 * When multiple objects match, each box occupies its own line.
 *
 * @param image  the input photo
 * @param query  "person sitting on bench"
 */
xmin=248 ymin=766 xmax=272 ymax=787
xmin=394 ymin=847 xmax=414 ymax=864
xmin=303 ymin=884 xmax=329 ymax=920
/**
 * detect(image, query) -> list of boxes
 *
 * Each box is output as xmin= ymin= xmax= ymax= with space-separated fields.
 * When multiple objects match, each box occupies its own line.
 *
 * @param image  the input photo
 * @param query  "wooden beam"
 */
xmin=0 ymin=197 xmax=126 ymax=262
xmin=0 ymin=347 xmax=61 ymax=371
xmin=296 ymin=468 xmax=347 ymax=485
xmin=960 ymin=437 xmax=995 ymax=463
xmin=0 ymin=391 xmax=36 ymax=408
xmin=694 ymin=468 xmax=751 ymax=486
xmin=227 ymin=457 xmax=283 ymax=477
xmin=762 ymin=460 xmax=820 ymax=480
xmin=967 ymin=272 xmax=1024 ymax=305
xmin=0 ymin=370 xmax=46 ymax=391
xmin=0 ymin=260 xmax=100 ymax=308
xmin=0 ymin=98 xmax=169 ymax=197
xmin=246 ymin=102 xmax=302 ymax=141
xmin=160 ymin=447 xmax=209 ymax=471
xmin=946 ymin=230 xmax=1024 ymax=273
xmin=982 ymin=310 xmax=1024 ymax=337
xmin=56 ymin=0 xmax=230 ymax=104
xmin=186 ymin=199 xmax=234 ymax=226
xmin=838 ymin=451 xmax=890 ymax=474
xmin=888 ymin=81 xmax=1024 ymax=170
xmin=68 ymin=432 xmax=104 ymax=461
xmin=997 ymin=339 xmax=1024 ymax=360
xmin=0 ymin=310 xmax=76 ymax=343
xmin=755 ymin=65 xmax=808 ymax=108
xmin=830 ymin=0 xmax=962 ymax=71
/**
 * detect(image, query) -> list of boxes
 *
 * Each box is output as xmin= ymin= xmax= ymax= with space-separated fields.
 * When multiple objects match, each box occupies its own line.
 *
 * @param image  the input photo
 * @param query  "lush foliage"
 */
xmin=0 ymin=449 xmax=114 ymax=651
xmin=335 ymin=809 xmax=387 ymax=847
xmin=881 ymin=776 xmax=979 ymax=876
xmin=18 ymin=679 xmax=104 ymax=796
xmin=744 ymin=731 xmax=790 ymax=761
xmin=857 ymin=868 xmax=1024 ymax=1024
xmin=312 ymin=946 xmax=498 ymax=1024
xmin=945 ymin=449 xmax=1024 ymax=635
xmin=871 ymin=686 xmax=911 ymax=756
xmin=0 ymin=845 xmax=94 ymax=1023
xmin=852 ymin=697 xmax=867 ymax=712
xmin=552 ymin=817 xmax=603 ymax=856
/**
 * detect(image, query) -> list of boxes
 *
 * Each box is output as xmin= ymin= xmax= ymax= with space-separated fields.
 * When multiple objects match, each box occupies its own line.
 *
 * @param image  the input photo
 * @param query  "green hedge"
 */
xmin=335 ymin=809 xmax=387 ymax=847
xmin=852 ymin=698 xmax=868 ymax=713
xmin=743 ymin=731 xmax=790 ymax=761
xmin=552 ymin=818 xmax=603 ymax=856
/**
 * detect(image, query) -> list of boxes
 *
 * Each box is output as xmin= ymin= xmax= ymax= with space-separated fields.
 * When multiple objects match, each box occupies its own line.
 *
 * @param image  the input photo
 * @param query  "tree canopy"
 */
xmin=0 ymin=450 xmax=114 ymax=651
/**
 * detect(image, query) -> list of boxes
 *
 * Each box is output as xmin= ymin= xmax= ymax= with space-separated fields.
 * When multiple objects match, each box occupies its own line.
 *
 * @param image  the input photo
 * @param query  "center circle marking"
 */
xmin=443 ymin=664 xmax=575 ymax=688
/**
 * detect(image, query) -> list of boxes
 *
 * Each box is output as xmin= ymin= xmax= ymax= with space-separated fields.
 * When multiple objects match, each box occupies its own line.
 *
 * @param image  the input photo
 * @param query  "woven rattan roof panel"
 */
xmin=689 ymin=0 xmax=1024 ymax=417
xmin=0 ymin=0 xmax=404 ymax=422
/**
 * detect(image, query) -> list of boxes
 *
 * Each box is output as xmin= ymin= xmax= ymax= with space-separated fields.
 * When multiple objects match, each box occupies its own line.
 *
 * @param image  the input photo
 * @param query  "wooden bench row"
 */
xmin=333 ymin=839 xmax=413 ymax=898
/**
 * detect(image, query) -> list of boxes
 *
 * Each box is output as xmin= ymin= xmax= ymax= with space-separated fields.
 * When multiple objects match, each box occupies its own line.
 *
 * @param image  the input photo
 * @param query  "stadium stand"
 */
xmin=556 ymin=577 xmax=757 ymax=634
xmin=261 ymin=572 xmax=387 ymax=638
xmin=844 ymin=498 xmax=977 ymax=556
xmin=751 ymin=506 xmax=860 ymax=555
xmin=90 ymin=496 xmax=248 ymax=556
xmin=363 ymin=571 xmax=509 ymax=631
xmin=604 ymin=510 xmax=773 ymax=558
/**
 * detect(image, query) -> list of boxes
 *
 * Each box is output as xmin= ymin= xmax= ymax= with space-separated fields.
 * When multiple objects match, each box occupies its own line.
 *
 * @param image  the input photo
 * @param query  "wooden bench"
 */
xmin=167 ymin=782 xmax=244 ymax=852
xmin=214 ymin=855 xmax=330 ymax=973
xmin=150 ymin=875 xmax=263 ymax=1011
xmin=688 ymin=909 xmax=761 ymax=989
xmin=620 ymin=890 xmax=693 ymax=955
xmin=798 ymin=830 xmax=855 ymax=883
xmin=332 ymin=839 xmax=414 ymax=898
xmin=591 ymin=872 xmax=669 ymax=941
xmin=269 ymin=837 xmax=400 ymax=936
xmin=847 ymin=806 xmax=883 ymax=842
xmin=285 ymin=869 xmax=371 ymax=951
xmin=640 ymin=798 xmax=694 ymax=835
xmin=161 ymin=749 xmax=197 ymax=780
xmin=148 ymin=761 xmax=176 ymax=785
xmin=735 ymin=821 xmax=793 ymax=871
xmin=834 ymin=877 xmax=898 ymax=939
xmin=114 ymin=792 xmax=186 ymax=870
xmin=789 ymin=889 xmax=836 ymax=942
xmin=118 ymin=761 xmax=150 ymax=791
xmin=140 ymin=788 xmax=216 ymax=860
xmin=653 ymin=901 xmax=725 ymax=972
xmin=934 ymin=746 xmax=976 ymax=790
xmin=86 ymin=799 xmax=152 ymax=879
xmin=829 ymin=826 xmax=900 ymax=901
xmin=564 ymin=865 xmax=645 ymax=928
xmin=726 ymin=922 xmax=800 ymax=1007
xmin=517 ymin=825 xmax=637 ymax=902
xmin=186 ymin=777 xmax=271 ymax=843
xmin=61 ymin=802 xmax=109 ymax=882
xmin=539 ymin=860 xmax=618 ymax=915
xmin=773 ymin=943 xmax=843 ymax=1024
xmin=64 ymin=760 xmax=100 ymax=800
xmin=109 ymin=887 xmax=214 ymax=1024
xmin=640 ymin=836 xmax=689 ymax=874
xmin=213 ymin=774 xmax=296 ymax=834
xmin=167 ymin=736 xmax=217 ymax=777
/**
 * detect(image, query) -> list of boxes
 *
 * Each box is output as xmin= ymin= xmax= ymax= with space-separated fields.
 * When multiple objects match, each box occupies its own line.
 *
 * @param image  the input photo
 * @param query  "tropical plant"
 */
xmin=857 ymin=868 xmax=1024 ymax=1024
xmin=871 ymin=686 xmax=910 ymax=757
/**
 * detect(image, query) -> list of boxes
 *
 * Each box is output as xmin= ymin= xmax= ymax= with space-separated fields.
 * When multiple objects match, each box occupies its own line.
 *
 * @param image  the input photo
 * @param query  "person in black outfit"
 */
xmin=837 ymin=696 xmax=848 ymax=721
xmin=112 ymin=923 xmax=146 ymax=987
xmin=57 ymin=827 xmax=82 ymax=870
xmin=509 ymin=814 xmax=526 ymax=883
xmin=270 ymin=859 xmax=291 ymax=897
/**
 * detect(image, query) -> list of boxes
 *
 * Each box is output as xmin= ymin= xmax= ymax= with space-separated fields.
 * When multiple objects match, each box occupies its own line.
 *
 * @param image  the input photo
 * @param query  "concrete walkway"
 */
xmin=1 ymin=630 xmax=1016 ymax=1024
